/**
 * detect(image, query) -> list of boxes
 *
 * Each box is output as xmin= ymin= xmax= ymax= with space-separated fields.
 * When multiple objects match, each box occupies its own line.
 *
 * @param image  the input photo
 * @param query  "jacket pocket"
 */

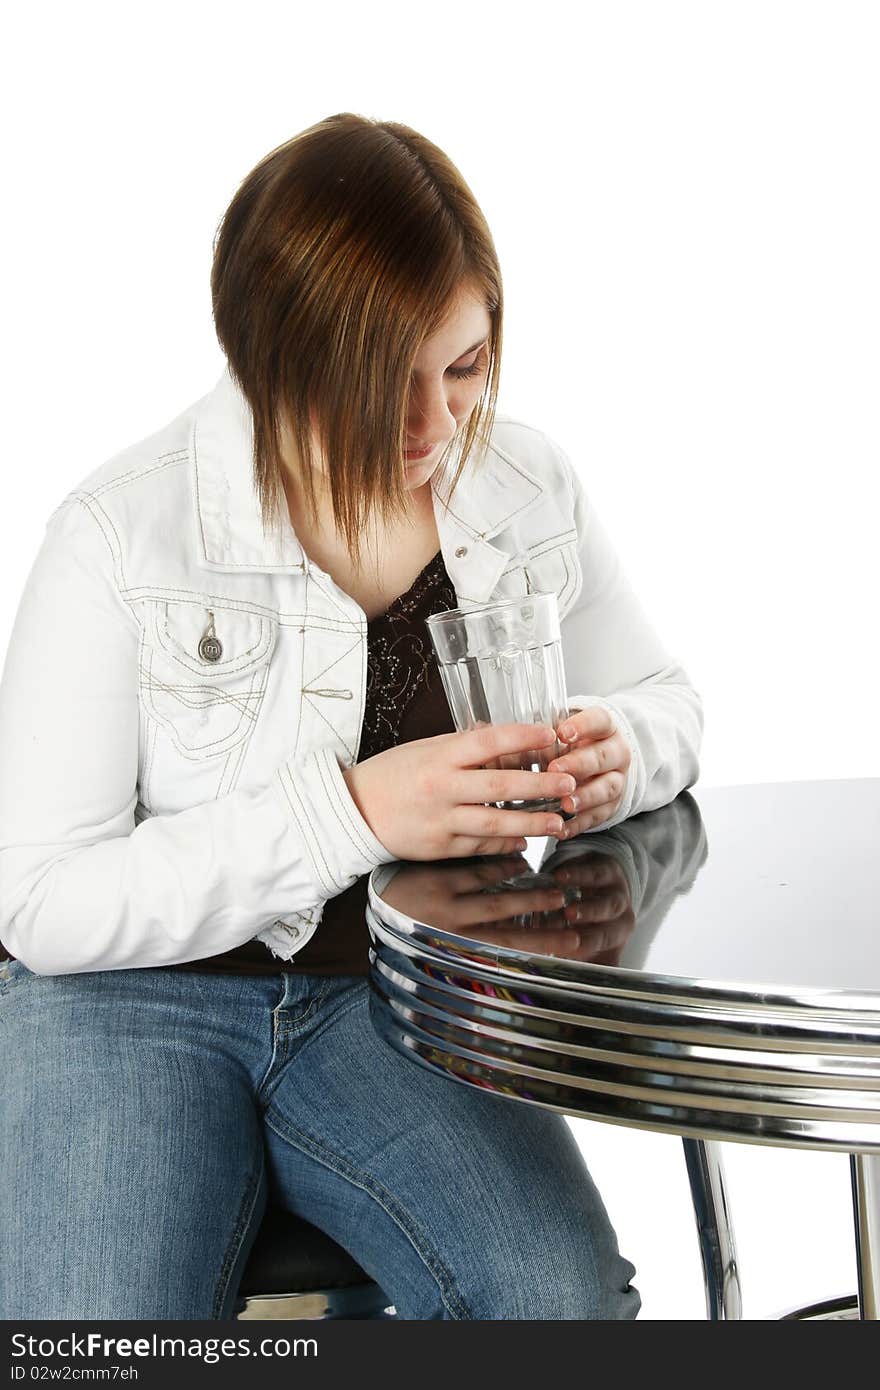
xmin=136 ymin=599 xmax=277 ymax=759
xmin=502 ymin=534 xmax=581 ymax=619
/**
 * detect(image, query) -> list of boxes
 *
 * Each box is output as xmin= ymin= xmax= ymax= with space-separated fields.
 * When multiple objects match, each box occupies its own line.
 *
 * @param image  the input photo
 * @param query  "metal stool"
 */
xmin=233 ymin=1204 xmax=396 ymax=1320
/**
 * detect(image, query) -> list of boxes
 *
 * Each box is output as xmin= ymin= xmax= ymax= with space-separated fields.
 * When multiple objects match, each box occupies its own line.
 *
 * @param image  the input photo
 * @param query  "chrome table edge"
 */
xmin=366 ymin=895 xmax=880 ymax=1019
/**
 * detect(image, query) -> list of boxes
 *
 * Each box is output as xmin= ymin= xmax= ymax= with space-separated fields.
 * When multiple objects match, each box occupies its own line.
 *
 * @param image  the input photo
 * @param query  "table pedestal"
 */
xmin=852 ymin=1154 xmax=880 ymax=1319
xmin=683 ymin=1141 xmax=880 ymax=1319
xmin=682 ymin=1139 xmax=741 ymax=1319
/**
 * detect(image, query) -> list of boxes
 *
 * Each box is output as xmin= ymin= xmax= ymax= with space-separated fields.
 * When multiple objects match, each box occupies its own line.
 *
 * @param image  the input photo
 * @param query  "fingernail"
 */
xmin=561 ymin=725 xmax=576 ymax=741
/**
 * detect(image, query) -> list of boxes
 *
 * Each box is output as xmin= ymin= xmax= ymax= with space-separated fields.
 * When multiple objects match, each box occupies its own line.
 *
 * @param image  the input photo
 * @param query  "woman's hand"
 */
xmin=546 ymin=705 xmax=631 ymax=836
xmin=342 ymin=723 xmax=576 ymax=861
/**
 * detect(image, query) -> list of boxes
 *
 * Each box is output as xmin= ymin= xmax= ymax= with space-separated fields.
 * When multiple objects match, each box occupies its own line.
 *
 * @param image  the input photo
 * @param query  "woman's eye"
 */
xmin=447 ymin=353 xmax=486 ymax=381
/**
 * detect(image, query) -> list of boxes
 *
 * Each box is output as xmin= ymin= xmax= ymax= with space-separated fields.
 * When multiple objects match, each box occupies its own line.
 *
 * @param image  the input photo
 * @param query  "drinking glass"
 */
xmin=425 ymin=591 xmax=570 ymax=813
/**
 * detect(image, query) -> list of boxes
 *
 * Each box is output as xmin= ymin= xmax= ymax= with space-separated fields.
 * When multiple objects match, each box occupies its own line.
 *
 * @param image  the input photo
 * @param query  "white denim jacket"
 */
xmin=0 ymin=365 xmax=703 ymax=975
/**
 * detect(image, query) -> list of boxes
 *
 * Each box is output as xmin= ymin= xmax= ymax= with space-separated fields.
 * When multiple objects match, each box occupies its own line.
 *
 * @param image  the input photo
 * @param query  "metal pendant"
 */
xmin=198 ymin=612 xmax=223 ymax=663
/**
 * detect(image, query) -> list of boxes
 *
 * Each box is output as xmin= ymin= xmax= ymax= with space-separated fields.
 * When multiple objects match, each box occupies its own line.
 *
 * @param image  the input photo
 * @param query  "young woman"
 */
xmin=0 ymin=113 xmax=702 ymax=1320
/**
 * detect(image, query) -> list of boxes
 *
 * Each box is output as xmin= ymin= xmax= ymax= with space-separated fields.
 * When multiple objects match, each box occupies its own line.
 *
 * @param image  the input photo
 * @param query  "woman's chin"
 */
xmin=403 ymin=459 xmax=439 ymax=489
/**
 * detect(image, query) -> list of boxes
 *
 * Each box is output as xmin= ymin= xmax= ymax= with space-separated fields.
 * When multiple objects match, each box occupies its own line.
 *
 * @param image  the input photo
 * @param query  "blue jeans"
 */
xmin=0 ymin=958 xmax=640 ymax=1320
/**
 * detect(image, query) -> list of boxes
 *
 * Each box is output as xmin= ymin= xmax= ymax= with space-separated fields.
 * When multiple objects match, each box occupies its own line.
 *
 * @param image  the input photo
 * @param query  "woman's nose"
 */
xmin=406 ymin=393 xmax=456 ymax=442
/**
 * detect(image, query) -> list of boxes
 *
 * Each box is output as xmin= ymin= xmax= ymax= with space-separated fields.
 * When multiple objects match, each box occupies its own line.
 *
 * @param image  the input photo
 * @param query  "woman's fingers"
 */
xmin=558 ymin=796 xmax=623 ymax=837
xmin=453 ymin=765 xmax=577 ymax=808
xmin=453 ymin=804 xmax=566 ymax=843
xmin=456 ymin=722 xmax=558 ymax=770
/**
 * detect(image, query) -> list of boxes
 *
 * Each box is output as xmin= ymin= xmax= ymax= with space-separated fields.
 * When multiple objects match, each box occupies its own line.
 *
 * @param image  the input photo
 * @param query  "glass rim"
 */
xmin=424 ymin=590 xmax=557 ymax=627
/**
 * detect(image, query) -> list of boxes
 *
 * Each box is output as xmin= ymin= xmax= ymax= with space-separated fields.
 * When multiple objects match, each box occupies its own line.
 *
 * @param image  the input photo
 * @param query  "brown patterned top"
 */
xmin=358 ymin=548 xmax=458 ymax=762
xmin=162 ymin=547 xmax=459 ymax=977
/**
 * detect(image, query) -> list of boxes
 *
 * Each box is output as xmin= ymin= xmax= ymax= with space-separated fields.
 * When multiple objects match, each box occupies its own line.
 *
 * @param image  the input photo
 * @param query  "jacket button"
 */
xmin=454 ymin=545 xmax=468 ymax=558
xmin=198 ymin=635 xmax=223 ymax=662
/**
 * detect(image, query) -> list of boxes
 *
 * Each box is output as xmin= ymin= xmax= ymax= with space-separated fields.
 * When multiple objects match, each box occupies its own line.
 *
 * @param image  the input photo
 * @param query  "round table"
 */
xmin=365 ymin=778 xmax=880 ymax=1320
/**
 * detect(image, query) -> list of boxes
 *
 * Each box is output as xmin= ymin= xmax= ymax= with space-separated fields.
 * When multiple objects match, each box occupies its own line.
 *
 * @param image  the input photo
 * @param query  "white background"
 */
xmin=3 ymin=1 xmax=878 ymax=1318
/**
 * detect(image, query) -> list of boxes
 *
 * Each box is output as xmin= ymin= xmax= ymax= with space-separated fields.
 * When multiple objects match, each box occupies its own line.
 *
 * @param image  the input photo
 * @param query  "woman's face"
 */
xmin=281 ymin=288 xmax=493 ymax=500
xmin=401 ymin=287 xmax=493 ymax=491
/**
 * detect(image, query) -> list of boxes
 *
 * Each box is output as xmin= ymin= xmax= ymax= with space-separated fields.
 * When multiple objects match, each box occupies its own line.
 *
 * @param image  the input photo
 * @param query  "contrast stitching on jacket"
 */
xmin=440 ymin=470 xmax=543 ymax=535
xmin=290 ymin=618 xmax=363 ymax=634
xmin=223 ymin=728 xmax=258 ymax=797
xmin=525 ymin=528 xmax=579 ymax=555
xmin=216 ymin=741 xmax=237 ymax=799
xmin=292 ymin=625 xmax=308 ymax=753
xmin=315 ymin=750 xmax=387 ymax=864
xmin=301 ymin=694 xmax=357 ymax=764
xmin=306 ymin=565 xmax=364 ymax=622
xmin=90 ymin=451 xmax=188 ymax=499
xmin=560 ymin=542 xmax=584 ymax=615
xmin=71 ymin=491 xmax=123 ymax=572
xmin=68 ymin=495 xmax=138 ymax=624
xmin=138 ymin=661 xmax=158 ymax=810
xmin=189 ymin=558 xmax=308 ymax=571
xmin=275 ymin=761 xmax=340 ymax=892
xmin=138 ymin=651 xmax=267 ymax=756
xmin=497 ymin=534 xmax=579 ymax=579
xmin=274 ymin=758 xmax=344 ymax=895
xmin=558 ymin=545 xmax=574 ymax=613
xmin=562 ymin=540 xmax=583 ymax=614
xmin=137 ymin=661 xmax=265 ymax=717
xmin=273 ymin=905 xmax=320 ymax=933
xmin=302 ymin=634 xmax=361 ymax=687
xmin=124 ymin=588 xmax=360 ymax=630
xmin=125 ymin=588 xmax=283 ymax=615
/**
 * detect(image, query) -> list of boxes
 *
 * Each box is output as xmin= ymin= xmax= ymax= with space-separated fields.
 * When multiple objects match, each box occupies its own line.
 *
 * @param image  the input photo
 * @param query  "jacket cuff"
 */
xmin=256 ymin=908 xmax=323 ymax=961
xmin=273 ymin=745 xmax=397 ymax=898
xmin=565 ymin=694 xmax=647 ymax=830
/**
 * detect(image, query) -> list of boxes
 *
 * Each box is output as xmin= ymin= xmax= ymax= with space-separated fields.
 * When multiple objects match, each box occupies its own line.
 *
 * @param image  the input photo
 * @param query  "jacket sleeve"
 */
xmin=0 ymin=498 xmax=395 ymax=976
xmin=553 ymin=441 xmax=704 ymax=831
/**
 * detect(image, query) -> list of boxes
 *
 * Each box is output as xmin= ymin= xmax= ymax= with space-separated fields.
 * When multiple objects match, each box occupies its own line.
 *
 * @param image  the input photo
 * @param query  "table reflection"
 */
xmin=378 ymin=853 xmax=636 ymax=966
xmin=369 ymin=781 xmax=880 ymax=1000
xmin=371 ymin=789 xmax=705 ymax=975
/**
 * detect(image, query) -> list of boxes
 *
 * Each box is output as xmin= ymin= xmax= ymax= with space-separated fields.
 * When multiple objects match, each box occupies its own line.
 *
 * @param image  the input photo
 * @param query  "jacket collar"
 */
xmin=190 ymin=363 xmax=547 ymax=601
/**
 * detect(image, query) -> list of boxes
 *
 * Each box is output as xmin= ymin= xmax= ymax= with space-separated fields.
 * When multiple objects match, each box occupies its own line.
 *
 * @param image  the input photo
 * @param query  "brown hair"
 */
xmin=210 ymin=113 xmax=504 ymax=578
